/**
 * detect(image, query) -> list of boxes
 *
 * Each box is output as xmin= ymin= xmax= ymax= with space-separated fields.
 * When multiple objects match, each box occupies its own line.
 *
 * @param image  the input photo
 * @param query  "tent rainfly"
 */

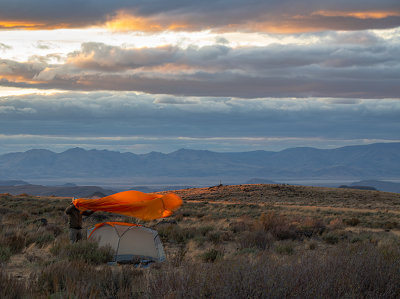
xmin=87 ymin=222 xmax=166 ymax=263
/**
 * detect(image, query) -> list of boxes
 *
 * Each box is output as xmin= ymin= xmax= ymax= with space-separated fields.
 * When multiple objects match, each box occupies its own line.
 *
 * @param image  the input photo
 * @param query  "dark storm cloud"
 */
xmin=1 ymin=92 xmax=399 ymax=141
xmin=0 ymin=0 xmax=399 ymax=32
xmin=1 ymin=34 xmax=399 ymax=98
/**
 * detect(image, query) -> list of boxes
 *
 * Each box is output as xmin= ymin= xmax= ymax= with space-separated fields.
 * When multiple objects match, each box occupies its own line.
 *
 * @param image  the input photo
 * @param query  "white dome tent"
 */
xmin=87 ymin=222 xmax=166 ymax=263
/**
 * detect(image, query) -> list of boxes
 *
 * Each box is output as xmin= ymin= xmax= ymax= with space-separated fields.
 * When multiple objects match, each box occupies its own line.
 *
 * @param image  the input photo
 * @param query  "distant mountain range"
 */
xmin=0 ymin=143 xmax=399 ymax=183
xmin=1 ymin=180 xmax=399 ymax=197
xmin=350 ymin=180 xmax=400 ymax=193
xmin=0 ymin=183 xmax=115 ymax=197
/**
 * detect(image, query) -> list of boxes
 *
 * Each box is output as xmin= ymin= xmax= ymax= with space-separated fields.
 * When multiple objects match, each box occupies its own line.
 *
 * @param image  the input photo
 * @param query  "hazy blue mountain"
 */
xmin=0 ymin=180 xmax=29 ymax=186
xmin=0 ymin=184 xmax=115 ymax=197
xmin=338 ymin=185 xmax=377 ymax=191
xmin=0 ymin=143 xmax=399 ymax=181
xmin=350 ymin=180 xmax=400 ymax=193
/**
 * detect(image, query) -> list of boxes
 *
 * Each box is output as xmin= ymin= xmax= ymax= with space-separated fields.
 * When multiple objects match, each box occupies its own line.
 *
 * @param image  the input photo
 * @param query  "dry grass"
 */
xmin=0 ymin=184 xmax=400 ymax=298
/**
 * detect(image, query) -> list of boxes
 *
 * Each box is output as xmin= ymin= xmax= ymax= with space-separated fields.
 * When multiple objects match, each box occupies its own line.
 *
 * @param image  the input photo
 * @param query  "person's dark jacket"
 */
xmin=65 ymin=204 xmax=93 ymax=229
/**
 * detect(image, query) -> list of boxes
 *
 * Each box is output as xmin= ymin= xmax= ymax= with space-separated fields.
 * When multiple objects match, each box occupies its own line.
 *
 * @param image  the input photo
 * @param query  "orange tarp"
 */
xmin=73 ymin=190 xmax=182 ymax=221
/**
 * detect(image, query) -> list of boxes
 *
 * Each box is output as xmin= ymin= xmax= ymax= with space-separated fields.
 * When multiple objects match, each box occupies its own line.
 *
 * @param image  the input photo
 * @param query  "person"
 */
xmin=65 ymin=202 xmax=94 ymax=243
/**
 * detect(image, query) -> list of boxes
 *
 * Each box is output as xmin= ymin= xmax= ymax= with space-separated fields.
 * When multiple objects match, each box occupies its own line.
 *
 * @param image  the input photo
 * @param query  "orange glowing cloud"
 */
xmin=313 ymin=10 xmax=400 ymax=19
xmin=0 ymin=21 xmax=46 ymax=30
xmin=223 ymin=22 xmax=319 ymax=34
xmin=0 ymin=20 xmax=87 ymax=30
xmin=0 ymin=74 xmax=39 ymax=84
xmin=105 ymin=11 xmax=188 ymax=32
xmin=1 ymin=6 xmax=399 ymax=33
xmin=222 ymin=9 xmax=400 ymax=34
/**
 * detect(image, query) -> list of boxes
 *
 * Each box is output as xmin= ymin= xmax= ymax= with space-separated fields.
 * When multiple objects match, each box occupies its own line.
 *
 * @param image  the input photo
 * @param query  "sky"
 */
xmin=0 ymin=0 xmax=399 ymax=155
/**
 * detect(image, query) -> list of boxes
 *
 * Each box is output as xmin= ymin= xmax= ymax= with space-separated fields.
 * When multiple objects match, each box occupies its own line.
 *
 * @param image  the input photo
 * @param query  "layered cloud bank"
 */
xmin=0 ymin=92 xmax=399 ymax=154
xmin=0 ymin=0 xmax=399 ymax=154
xmin=1 ymin=30 xmax=399 ymax=98
xmin=0 ymin=0 xmax=399 ymax=32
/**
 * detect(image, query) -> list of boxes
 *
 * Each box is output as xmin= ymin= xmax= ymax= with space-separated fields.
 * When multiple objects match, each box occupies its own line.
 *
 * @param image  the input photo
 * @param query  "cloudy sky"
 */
xmin=0 ymin=0 xmax=399 ymax=154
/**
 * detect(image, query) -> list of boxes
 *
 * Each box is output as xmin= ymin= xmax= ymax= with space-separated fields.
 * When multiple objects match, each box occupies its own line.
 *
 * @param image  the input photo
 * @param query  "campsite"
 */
xmin=1 ymin=183 xmax=400 ymax=298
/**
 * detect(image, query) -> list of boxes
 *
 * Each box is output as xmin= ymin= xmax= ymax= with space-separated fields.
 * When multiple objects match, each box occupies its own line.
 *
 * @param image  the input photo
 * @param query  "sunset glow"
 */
xmin=105 ymin=11 xmax=188 ymax=32
xmin=314 ymin=10 xmax=400 ymax=19
xmin=0 ymin=0 xmax=399 ymax=154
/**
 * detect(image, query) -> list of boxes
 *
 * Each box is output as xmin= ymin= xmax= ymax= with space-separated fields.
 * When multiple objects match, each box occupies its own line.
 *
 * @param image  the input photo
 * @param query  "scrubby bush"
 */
xmin=0 ymin=230 xmax=26 ymax=254
xmin=169 ymin=244 xmax=188 ymax=267
xmin=198 ymin=225 xmax=214 ymax=236
xmin=323 ymin=232 xmax=340 ymax=244
xmin=383 ymin=221 xmax=398 ymax=230
xmin=201 ymin=248 xmax=224 ymax=263
xmin=4 ymin=240 xmax=399 ymax=298
xmin=28 ymin=232 xmax=55 ymax=247
xmin=148 ymin=243 xmax=400 ymax=298
xmin=237 ymin=230 xmax=272 ymax=250
xmin=295 ymin=217 xmax=326 ymax=238
xmin=229 ymin=220 xmax=254 ymax=233
xmin=274 ymin=240 xmax=295 ymax=255
xmin=0 ymin=245 xmax=12 ymax=263
xmin=259 ymin=212 xmax=298 ymax=240
xmin=207 ymin=231 xmax=222 ymax=245
xmin=157 ymin=224 xmax=196 ymax=244
xmin=36 ymin=261 xmax=144 ymax=298
xmin=51 ymin=239 xmax=114 ymax=265
xmin=344 ymin=218 xmax=361 ymax=226
xmin=1 ymin=188 xmax=400 ymax=298
xmin=0 ymin=270 xmax=30 ymax=298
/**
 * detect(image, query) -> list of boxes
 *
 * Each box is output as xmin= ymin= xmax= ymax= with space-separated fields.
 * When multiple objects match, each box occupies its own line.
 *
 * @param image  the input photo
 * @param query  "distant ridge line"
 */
xmin=0 ymin=142 xmax=399 ymax=181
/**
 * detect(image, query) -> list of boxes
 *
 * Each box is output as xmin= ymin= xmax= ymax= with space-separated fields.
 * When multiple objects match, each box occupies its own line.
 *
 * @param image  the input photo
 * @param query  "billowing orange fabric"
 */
xmin=73 ymin=190 xmax=182 ymax=221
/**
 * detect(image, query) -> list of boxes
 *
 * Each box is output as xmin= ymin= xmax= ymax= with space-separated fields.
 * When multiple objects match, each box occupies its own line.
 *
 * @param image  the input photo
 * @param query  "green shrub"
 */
xmin=0 ymin=245 xmax=12 ymax=263
xmin=36 ymin=260 xmax=144 ymax=298
xmin=344 ymin=218 xmax=360 ymax=226
xmin=323 ymin=232 xmax=340 ymax=244
xmin=199 ymin=226 xmax=214 ymax=236
xmin=259 ymin=212 xmax=297 ymax=240
xmin=1 ymin=231 xmax=26 ymax=254
xmin=275 ymin=241 xmax=295 ymax=255
xmin=157 ymin=224 xmax=196 ymax=244
xmin=201 ymin=248 xmax=224 ymax=263
xmin=51 ymin=240 xmax=114 ymax=265
xmin=307 ymin=241 xmax=317 ymax=250
xmin=36 ymin=261 xmax=98 ymax=296
xmin=383 ymin=221 xmax=397 ymax=230
xmin=148 ymin=244 xmax=400 ymax=298
xmin=49 ymin=237 xmax=69 ymax=256
xmin=0 ymin=270 xmax=30 ymax=298
xmin=237 ymin=231 xmax=272 ymax=250
xmin=207 ymin=231 xmax=222 ymax=245
xmin=31 ymin=233 xmax=55 ymax=247
xmin=175 ymin=213 xmax=184 ymax=222
xmin=170 ymin=244 xmax=188 ymax=267
xmin=229 ymin=220 xmax=254 ymax=233
xmin=296 ymin=218 xmax=326 ymax=238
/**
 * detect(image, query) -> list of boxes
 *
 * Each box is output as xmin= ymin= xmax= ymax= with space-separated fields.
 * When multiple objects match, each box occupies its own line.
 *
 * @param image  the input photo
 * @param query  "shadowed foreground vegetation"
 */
xmin=1 ymin=184 xmax=400 ymax=298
